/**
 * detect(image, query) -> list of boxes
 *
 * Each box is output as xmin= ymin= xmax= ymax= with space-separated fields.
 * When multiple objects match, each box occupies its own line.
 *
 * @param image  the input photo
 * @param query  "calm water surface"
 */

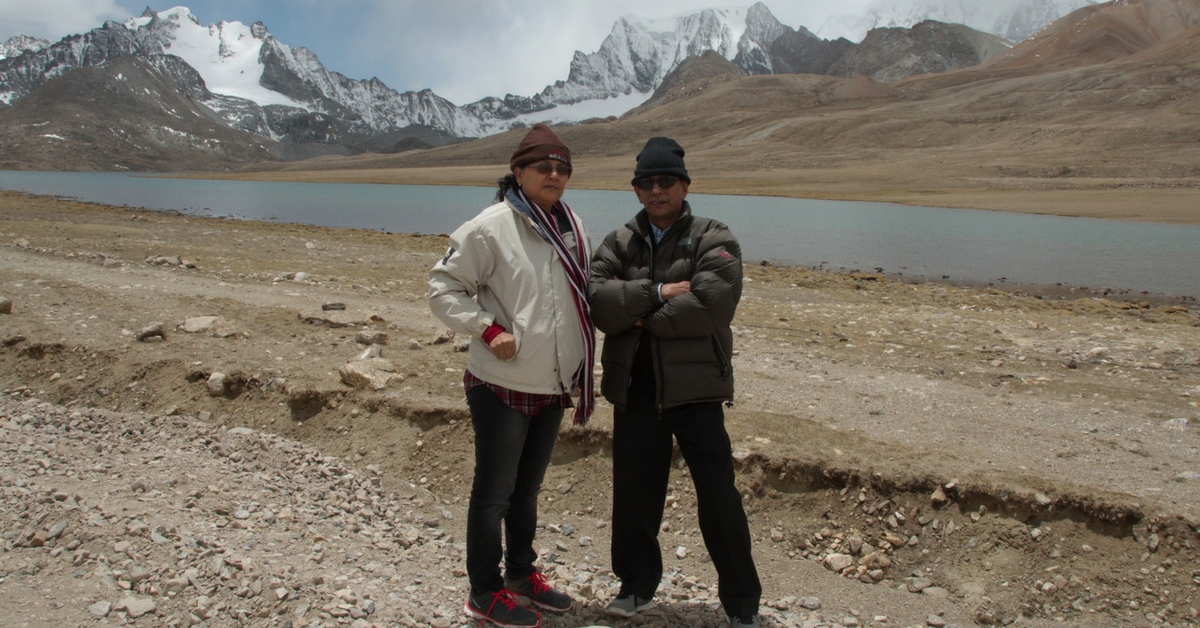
xmin=1 ymin=171 xmax=1196 ymax=298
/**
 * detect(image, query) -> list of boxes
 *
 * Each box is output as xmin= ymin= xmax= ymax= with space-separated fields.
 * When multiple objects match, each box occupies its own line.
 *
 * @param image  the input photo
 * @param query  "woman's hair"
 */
xmin=495 ymin=173 xmax=519 ymax=203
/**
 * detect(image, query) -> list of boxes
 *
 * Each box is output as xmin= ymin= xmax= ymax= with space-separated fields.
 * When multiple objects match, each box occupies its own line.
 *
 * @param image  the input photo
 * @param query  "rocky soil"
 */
xmin=1 ymin=190 xmax=1200 ymax=628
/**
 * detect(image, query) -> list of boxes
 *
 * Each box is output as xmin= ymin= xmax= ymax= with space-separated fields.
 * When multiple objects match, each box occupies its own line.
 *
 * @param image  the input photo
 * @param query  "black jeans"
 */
xmin=465 ymin=385 xmax=563 ymax=595
xmin=611 ymin=389 xmax=761 ymax=617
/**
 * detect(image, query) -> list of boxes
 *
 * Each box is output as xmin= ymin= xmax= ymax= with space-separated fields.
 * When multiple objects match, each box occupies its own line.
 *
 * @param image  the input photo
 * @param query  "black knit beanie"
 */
xmin=632 ymin=137 xmax=691 ymax=185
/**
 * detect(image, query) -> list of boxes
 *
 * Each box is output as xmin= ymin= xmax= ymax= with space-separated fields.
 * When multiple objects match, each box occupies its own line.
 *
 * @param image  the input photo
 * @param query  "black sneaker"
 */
xmin=464 ymin=590 xmax=541 ymax=628
xmin=605 ymin=592 xmax=656 ymax=618
xmin=728 ymin=614 xmax=760 ymax=628
xmin=505 ymin=571 xmax=573 ymax=612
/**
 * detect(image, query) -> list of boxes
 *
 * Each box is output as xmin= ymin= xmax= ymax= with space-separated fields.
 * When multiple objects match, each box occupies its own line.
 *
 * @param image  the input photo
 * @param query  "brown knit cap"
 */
xmin=510 ymin=123 xmax=571 ymax=169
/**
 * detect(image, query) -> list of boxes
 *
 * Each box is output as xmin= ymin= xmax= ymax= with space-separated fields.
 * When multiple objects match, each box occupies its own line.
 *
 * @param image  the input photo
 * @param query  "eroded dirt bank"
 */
xmin=1 ymin=190 xmax=1199 ymax=627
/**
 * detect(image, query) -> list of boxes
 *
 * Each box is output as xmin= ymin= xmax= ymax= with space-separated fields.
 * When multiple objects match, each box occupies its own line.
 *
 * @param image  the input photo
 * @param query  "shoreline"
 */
xmin=170 ymin=161 xmax=1200 ymax=226
xmin=2 ymin=186 xmax=1195 ymax=305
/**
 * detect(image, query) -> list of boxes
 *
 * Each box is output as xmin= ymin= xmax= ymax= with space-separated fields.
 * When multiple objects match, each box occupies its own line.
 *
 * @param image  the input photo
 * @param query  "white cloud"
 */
xmin=0 ymin=0 xmax=132 ymax=41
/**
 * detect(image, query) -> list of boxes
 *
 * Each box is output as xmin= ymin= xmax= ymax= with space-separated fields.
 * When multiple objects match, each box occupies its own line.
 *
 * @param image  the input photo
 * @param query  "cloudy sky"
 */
xmin=2 ymin=0 xmax=1044 ymax=105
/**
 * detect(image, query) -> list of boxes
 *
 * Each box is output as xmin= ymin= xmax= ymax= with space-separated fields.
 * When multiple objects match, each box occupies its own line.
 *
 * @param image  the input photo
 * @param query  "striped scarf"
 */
xmin=510 ymin=188 xmax=596 ymax=425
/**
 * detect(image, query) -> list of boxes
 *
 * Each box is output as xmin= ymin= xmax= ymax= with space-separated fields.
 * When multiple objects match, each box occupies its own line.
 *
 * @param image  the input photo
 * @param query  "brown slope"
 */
xmin=623 ymin=50 xmax=746 ymax=117
xmin=987 ymin=0 xmax=1200 ymax=69
xmin=0 ymin=55 xmax=277 ymax=171
xmin=220 ymin=0 xmax=1200 ymax=223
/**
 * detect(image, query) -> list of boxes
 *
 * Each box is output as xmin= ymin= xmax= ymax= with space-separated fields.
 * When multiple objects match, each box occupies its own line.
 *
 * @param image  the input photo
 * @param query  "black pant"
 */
xmin=611 ymin=383 xmax=761 ymax=617
xmin=465 ymin=385 xmax=563 ymax=595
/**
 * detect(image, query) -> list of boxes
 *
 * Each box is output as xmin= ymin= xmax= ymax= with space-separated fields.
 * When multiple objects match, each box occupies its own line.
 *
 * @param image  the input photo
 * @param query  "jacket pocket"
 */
xmin=711 ymin=334 xmax=731 ymax=380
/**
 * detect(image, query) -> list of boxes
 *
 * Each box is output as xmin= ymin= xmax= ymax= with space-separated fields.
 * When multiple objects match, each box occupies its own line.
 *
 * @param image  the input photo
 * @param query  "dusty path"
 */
xmin=2 ymin=190 xmax=1199 ymax=627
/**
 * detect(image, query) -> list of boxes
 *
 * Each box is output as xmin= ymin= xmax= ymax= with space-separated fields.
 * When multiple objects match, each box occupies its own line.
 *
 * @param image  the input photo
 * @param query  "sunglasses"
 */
xmin=634 ymin=175 xmax=679 ymax=191
xmin=527 ymin=162 xmax=573 ymax=177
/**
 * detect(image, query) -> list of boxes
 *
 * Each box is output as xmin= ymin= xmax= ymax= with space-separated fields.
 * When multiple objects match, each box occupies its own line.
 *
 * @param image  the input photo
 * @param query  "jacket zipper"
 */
xmin=646 ymin=231 xmax=666 ymax=416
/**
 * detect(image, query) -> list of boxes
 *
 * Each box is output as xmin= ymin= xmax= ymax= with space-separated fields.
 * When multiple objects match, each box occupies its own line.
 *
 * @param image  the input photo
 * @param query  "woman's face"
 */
xmin=515 ymin=161 xmax=571 ymax=211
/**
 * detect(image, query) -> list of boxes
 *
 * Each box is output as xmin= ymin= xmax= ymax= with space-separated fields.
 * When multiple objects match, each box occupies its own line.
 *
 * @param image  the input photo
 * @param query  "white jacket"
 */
xmin=428 ymin=198 xmax=591 ymax=395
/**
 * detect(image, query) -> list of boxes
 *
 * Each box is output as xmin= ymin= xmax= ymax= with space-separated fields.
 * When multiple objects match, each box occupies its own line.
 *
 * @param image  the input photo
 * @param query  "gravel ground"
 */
xmin=1 ymin=190 xmax=1199 ymax=627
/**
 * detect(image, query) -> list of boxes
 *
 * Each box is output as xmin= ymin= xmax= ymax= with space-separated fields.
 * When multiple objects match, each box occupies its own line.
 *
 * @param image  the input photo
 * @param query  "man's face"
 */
xmin=633 ymin=175 xmax=689 ymax=228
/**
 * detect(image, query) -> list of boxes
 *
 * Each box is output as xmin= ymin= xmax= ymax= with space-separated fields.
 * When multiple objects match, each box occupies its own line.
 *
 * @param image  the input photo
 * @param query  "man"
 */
xmin=589 ymin=137 xmax=762 ymax=627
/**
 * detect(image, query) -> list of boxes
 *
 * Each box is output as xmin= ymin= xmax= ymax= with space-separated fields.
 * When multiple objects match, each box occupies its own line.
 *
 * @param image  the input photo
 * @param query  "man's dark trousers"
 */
xmin=611 ymin=370 xmax=762 ymax=618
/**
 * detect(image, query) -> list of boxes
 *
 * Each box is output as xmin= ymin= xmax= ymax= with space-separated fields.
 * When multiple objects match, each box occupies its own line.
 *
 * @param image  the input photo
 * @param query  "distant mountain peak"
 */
xmin=0 ymin=35 xmax=51 ymax=62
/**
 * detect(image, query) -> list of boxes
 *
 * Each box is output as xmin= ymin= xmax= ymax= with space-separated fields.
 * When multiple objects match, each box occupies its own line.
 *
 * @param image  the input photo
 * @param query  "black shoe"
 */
xmin=464 ymin=590 xmax=541 ymax=628
xmin=505 ymin=571 xmax=573 ymax=612
xmin=728 ymin=614 xmax=760 ymax=628
xmin=605 ymin=592 xmax=656 ymax=618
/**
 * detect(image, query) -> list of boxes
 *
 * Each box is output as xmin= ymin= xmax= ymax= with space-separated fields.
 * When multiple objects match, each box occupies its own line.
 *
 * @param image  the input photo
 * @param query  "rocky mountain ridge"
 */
xmin=0 ymin=2 xmax=1089 ymax=168
xmin=0 ymin=35 xmax=50 ymax=61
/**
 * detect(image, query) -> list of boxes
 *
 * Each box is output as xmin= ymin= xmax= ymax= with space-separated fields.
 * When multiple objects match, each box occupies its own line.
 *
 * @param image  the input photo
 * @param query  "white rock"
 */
xmin=824 ymin=553 xmax=854 ymax=572
xmin=207 ymin=372 xmax=227 ymax=396
xmin=339 ymin=358 xmax=403 ymax=390
xmin=179 ymin=316 xmax=219 ymax=333
xmin=115 ymin=595 xmax=156 ymax=618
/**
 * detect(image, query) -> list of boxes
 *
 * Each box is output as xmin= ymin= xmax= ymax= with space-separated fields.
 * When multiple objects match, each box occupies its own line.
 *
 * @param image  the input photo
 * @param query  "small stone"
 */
xmin=930 ymin=486 xmax=947 ymax=506
xmin=179 ymin=316 xmax=219 ymax=333
xmin=129 ymin=565 xmax=152 ymax=583
xmin=207 ymin=372 xmax=227 ymax=397
xmin=907 ymin=577 xmax=934 ymax=593
xmin=824 ymin=553 xmax=854 ymax=572
xmin=408 ymin=339 xmax=423 ymax=350
xmin=88 ymin=601 xmax=111 ymax=617
xmin=1163 ymin=418 xmax=1190 ymax=431
xmin=801 ymin=596 xmax=822 ymax=610
xmin=322 ymin=302 xmax=347 ymax=311
xmin=927 ymin=614 xmax=947 ymax=627
xmin=356 ymin=330 xmax=389 ymax=345
xmin=0 ymin=297 xmax=11 ymax=314
xmin=339 ymin=358 xmax=402 ymax=390
xmin=116 ymin=595 xmax=156 ymax=618
xmin=137 ymin=322 xmax=165 ymax=342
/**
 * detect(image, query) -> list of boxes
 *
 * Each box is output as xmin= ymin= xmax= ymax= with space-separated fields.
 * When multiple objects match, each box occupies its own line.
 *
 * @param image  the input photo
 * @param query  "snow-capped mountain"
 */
xmin=0 ymin=7 xmax=487 ymax=140
xmin=0 ymin=1 xmax=1093 ymax=151
xmin=0 ymin=35 xmax=50 ymax=61
xmin=815 ymin=0 xmax=1097 ymax=44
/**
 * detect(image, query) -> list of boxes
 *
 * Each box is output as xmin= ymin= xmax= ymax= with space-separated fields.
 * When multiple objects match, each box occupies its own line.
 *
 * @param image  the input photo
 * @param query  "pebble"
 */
xmin=88 ymin=601 xmax=111 ymax=617
xmin=136 ymin=322 xmax=166 ymax=342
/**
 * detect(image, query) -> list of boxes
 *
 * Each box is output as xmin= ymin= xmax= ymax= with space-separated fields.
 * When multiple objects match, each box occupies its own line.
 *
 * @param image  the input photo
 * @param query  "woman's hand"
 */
xmin=488 ymin=332 xmax=517 ymax=360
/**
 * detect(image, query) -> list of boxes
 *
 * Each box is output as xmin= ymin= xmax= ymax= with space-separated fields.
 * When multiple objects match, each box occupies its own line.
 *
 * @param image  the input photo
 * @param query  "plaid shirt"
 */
xmin=463 ymin=370 xmax=573 ymax=416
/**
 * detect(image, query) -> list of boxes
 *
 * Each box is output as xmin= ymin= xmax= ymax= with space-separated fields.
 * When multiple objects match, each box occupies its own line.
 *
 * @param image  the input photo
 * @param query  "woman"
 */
xmin=428 ymin=123 xmax=594 ymax=628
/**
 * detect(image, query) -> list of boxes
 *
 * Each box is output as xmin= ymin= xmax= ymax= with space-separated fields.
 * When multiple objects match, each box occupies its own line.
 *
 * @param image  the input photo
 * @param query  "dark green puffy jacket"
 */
xmin=588 ymin=202 xmax=742 ymax=411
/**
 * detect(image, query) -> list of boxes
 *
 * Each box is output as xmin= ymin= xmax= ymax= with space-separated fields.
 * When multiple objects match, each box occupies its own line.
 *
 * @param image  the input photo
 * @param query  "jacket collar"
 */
xmin=630 ymin=201 xmax=693 ymax=241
